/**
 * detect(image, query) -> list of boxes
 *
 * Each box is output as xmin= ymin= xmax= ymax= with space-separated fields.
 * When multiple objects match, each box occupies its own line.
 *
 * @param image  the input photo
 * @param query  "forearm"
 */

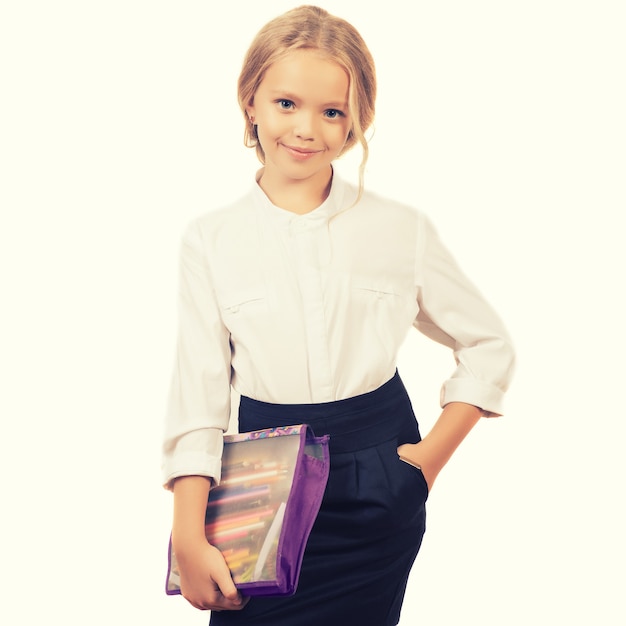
xmin=170 ymin=475 xmax=245 ymax=610
xmin=419 ymin=402 xmax=481 ymax=474
xmin=398 ymin=401 xmax=482 ymax=488
xmin=172 ymin=475 xmax=213 ymax=550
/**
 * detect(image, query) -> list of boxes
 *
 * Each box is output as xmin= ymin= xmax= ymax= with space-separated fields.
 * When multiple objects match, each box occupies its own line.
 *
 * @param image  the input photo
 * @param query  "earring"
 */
xmin=249 ymin=116 xmax=255 ymax=124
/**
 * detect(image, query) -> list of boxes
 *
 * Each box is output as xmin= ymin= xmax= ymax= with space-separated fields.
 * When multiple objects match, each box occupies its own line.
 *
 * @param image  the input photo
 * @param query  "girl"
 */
xmin=162 ymin=5 xmax=515 ymax=625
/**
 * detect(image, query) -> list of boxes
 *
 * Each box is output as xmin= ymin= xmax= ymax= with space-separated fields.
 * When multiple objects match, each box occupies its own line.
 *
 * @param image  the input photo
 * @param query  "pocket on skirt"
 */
xmin=398 ymin=454 xmax=430 ymax=498
xmin=376 ymin=439 xmax=429 ymax=506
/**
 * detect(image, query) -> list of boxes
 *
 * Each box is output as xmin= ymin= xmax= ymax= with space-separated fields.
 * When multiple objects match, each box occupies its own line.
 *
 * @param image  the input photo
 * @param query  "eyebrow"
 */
xmin=268 ymin=90 xmax=348 ymax=110
xmin=323 ymin=102 xmax=349 ymax=110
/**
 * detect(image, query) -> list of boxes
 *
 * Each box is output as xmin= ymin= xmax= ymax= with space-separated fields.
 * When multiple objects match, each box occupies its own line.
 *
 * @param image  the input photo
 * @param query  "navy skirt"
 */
xmin=210 ymin=372 xmax=428 ymax=626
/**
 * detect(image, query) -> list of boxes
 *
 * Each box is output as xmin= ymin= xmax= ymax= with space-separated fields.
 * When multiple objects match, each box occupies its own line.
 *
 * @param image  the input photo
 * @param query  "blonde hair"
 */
xmin=237 ymin=5 xmax=376 ymax=194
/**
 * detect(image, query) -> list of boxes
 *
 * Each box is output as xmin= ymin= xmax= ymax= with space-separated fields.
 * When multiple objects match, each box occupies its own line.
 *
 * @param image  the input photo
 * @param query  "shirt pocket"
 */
xmin=219 ymin=288 xmax=266 ymax=317
xmin=352 ymin=280 xmax=401 ymax=301
xmin=350 ymin=276 xmax=412 ymax=309
xmin=349 ymin=277 xmax=419 ymax=350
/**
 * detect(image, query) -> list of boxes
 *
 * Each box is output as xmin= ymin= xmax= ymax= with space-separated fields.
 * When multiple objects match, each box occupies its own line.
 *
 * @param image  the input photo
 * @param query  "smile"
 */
xmin=281 ymin=144 xmax=322 ymax=161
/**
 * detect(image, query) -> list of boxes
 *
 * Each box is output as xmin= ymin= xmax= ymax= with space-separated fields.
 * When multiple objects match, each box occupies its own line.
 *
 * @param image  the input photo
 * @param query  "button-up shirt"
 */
xmin=162 ymin=173 xmax=515 ymax=487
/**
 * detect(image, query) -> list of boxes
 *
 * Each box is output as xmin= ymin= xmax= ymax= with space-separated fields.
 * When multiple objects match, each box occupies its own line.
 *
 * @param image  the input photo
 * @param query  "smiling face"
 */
xmin=246 ymin=49 xmax=352 ymax=190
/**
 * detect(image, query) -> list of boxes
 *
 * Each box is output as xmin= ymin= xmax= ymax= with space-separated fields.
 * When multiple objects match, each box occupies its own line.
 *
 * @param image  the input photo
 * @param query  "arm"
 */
xmin=163 ymin=222 xmax=246 ymax=610
xmin=397 ymin=402 xmax=481 ymax=489
xmin=171 ymin=476 xmax=246 ymax=611
xmin=402 ymin=213 xmax=516 ymax=487
xmin=162 ymin=221 xmax=232 ymax=489
xmin=413 ymin=212 xmax=516 ymax=418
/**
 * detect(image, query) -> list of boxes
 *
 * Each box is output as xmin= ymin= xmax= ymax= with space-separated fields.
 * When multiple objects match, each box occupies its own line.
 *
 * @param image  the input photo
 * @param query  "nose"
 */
xmin=293 ymin=112 xmax=316 ymax=141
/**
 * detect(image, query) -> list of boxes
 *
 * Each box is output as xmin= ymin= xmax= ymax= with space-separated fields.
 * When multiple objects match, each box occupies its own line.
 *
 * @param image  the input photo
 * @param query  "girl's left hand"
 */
xmin=397 ymin=441 xmax=438 ymax=491
xmin=397 ymin=402 xmax=482 ymax=492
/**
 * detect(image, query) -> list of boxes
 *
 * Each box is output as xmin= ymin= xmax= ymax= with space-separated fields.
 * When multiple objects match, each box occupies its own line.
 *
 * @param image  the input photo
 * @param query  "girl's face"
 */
xmin=247 ymin=49 xmax=351 ymax=188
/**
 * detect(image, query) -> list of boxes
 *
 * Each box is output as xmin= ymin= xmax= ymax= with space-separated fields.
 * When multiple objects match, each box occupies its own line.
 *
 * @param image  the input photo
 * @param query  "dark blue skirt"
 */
xmin=210 ymin=372 xmax=428 ymax=626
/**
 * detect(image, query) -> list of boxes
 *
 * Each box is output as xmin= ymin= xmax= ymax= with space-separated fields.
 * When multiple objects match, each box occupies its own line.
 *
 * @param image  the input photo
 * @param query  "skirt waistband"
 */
xmin=238 ymin=372 xmax=420 ymax=453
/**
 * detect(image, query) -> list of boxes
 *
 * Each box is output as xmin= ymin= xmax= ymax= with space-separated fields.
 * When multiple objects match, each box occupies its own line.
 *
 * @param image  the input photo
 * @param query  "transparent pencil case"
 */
xmin=166 ymin=424 xmax=330 ymax=597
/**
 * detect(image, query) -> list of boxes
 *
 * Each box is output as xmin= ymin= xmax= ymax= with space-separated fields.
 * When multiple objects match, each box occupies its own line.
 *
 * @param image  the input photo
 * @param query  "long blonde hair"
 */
xmin=237 ymin=5 xmax=376 ymax=194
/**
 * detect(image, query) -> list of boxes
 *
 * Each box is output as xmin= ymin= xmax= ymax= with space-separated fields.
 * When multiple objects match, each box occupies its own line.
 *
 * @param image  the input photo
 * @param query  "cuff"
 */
xmin=440 ymin=377 xmax=507 ymax=417
xmin=162 ymin=451 xmax=223 ymax=491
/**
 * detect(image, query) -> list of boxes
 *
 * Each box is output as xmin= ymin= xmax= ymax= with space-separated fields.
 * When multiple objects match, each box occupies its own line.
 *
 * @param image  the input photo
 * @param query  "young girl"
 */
xmin=162 ymin=5 xmax=515 ymax=625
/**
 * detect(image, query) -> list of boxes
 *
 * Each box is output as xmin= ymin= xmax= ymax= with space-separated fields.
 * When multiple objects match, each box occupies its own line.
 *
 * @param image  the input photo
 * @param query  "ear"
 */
xmin=246 ymin=101 xmax=256 ymax=123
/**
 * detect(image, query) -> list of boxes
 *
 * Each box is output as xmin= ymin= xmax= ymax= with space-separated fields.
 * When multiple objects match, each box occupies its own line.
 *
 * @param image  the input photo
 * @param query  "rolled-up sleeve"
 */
xmin=414 ymin=213 xmax=515 ymax=416
xmin=161 ymin=220 xmax=232 ymax=489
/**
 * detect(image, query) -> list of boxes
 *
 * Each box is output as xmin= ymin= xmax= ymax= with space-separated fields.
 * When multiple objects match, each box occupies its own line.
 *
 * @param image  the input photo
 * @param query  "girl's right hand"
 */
xmin=175 ymin=539 xmax=248 ymax=612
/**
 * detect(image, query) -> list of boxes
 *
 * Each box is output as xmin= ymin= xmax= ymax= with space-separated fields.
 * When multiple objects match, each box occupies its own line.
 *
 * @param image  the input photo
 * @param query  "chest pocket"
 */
xmin=350 ymin=277 xmax=418 ymax=334
xmin=351 ymin=276 xmax=407 ymax=303
xmin=352 ymin=282 xmax=400 ymax=301
xmin=219 ymin=288 xmax=266 ymax=319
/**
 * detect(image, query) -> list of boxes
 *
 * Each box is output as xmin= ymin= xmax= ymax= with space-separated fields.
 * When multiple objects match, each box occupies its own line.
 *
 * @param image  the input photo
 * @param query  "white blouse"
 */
xmin=162 ymin=174 xmax=515 ymax=488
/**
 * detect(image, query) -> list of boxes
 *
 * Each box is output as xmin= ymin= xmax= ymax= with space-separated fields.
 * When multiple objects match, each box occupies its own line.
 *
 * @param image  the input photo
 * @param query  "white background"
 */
xmin=1 ymin=1 xmax=624 ymax=624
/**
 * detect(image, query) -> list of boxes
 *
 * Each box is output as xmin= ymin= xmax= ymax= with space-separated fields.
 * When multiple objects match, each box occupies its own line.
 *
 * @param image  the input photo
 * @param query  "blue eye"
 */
xmin=324 ymin=109 xmax=344 ymax=119
xmin=277 ymin=99 xmax=294 ymax=110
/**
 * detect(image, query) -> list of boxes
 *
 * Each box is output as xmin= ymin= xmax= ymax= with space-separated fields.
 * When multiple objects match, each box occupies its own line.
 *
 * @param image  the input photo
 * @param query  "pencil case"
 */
xmin=165 ymin=424 xmax=330 ymax=597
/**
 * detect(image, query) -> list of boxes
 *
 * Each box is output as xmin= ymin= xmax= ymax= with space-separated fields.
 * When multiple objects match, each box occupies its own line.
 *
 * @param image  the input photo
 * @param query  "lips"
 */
xmin=281 ymin=144 xmax=322 ymax=161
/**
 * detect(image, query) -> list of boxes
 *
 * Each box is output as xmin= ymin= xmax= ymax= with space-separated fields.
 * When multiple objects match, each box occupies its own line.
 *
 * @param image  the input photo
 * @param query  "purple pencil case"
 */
xmin=166 ymin=424 xmax=330 ymax=597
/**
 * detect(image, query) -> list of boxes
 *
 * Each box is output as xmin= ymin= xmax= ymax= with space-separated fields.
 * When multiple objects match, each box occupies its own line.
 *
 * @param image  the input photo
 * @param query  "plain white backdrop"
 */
xmin=1 ymin=1 xmax=624 ymax=624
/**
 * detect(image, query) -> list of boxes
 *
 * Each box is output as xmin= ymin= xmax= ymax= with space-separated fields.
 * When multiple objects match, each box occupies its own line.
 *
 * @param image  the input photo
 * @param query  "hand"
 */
xmin=174 ymin=539 xmax=249 ymax=612
xmin=397 ymin=403 xmax=483 ymax=491
xmin=397 ymin=441 xmax=438 ymax=491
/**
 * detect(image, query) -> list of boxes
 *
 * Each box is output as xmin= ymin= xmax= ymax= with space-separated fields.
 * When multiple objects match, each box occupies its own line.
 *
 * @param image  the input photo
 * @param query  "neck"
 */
xmin=257 ymin=166 xmax=333 ymax=215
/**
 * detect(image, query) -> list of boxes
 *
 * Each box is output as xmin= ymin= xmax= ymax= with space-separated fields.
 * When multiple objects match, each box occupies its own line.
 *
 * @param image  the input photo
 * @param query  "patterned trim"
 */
xmin=224 ymin=424 xmax=304 ymax=444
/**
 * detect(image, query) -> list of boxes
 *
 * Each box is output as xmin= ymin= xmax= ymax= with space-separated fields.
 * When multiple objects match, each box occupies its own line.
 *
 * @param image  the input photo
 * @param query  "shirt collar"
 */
xmin=251 ymin=168 xmax=350 ymax=226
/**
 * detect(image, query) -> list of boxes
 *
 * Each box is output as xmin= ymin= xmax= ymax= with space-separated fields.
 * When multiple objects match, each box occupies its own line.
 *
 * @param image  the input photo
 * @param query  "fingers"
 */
xmin=212 ymin=558 xmax=240 ymax=600
xmin=209 ymin=546 xmax=246 ymax=608
xmin=184 ymin=586 xmax=247 ymax=612
xmin=179 ymin=544 xmax=248 ymax=612
xmin=187 ymin=587 xmax=247 ymax=612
